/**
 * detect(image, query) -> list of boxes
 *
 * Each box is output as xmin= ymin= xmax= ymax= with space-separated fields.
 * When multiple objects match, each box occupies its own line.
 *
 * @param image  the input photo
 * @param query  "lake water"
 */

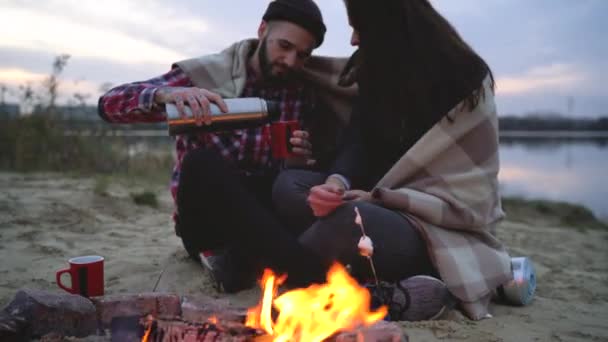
xmin=499 ymin=136 xmax=608 ymax=220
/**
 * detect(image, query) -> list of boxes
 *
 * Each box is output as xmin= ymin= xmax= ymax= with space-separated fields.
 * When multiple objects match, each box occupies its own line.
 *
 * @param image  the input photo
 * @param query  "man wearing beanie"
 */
xmin=98 ymin=1 xmax=355 ymax=292
xmin=263 ymin=0 xmax=326 ymax=47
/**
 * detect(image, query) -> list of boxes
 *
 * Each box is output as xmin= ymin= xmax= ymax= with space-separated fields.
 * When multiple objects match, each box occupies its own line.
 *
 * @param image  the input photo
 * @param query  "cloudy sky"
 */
xmin=1 ymin=0 xmax=606 ymax=117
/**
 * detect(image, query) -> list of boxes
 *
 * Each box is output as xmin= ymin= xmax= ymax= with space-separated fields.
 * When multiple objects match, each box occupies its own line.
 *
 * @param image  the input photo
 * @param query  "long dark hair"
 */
xmin=344 ymin=0 xmax=495 ymax=145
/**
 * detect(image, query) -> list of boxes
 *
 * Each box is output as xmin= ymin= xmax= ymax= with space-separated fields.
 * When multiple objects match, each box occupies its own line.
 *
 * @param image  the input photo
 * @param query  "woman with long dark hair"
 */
xmin=274 ymin=0 xmax=512 ymax=321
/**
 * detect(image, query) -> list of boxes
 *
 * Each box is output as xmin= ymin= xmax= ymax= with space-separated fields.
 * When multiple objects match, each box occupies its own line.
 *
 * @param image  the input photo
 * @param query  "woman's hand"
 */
xmin=307 ymin=183 xmax=345 ymax=217
xmin=342 ymin=189 xmax=373 ymax=202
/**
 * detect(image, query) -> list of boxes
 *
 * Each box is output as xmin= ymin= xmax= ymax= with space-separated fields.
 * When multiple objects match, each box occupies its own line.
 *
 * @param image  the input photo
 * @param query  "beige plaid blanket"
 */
xmin=372 ymin=76 xmax=512 ymax=320
xmin=174 ymin=39 xmax=356 ymax=124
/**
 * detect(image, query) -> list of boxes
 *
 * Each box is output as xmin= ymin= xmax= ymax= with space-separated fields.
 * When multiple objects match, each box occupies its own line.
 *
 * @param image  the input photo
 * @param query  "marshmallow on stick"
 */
xmin=354 ymin=207 xmax=374 ymax=257
xmin=358 ymin=236 xmax=374 ymax=257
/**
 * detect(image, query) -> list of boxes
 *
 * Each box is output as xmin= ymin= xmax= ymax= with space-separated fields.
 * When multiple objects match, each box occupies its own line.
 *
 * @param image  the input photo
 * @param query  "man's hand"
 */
xmin=155 ymin=87 xmax=228 ymax=126
xmin=342 ymin=189 xmax=373 ymax=202
xmin=284 ymin=130 xmax=316 ymax=168
xmin=307 ymin=182 xmax=345 ymax=217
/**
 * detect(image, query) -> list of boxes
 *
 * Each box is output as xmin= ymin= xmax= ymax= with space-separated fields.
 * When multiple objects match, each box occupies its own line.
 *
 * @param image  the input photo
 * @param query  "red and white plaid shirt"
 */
xmin=99 ymin=66 xmax=314 ymax=223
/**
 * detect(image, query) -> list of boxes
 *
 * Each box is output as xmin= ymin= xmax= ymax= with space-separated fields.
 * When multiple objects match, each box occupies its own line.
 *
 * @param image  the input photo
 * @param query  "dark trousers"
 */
xmin=176 ymin=148 xmax=326 ymax=285
xmin=272 ymin=169 xmax=436 ymax=282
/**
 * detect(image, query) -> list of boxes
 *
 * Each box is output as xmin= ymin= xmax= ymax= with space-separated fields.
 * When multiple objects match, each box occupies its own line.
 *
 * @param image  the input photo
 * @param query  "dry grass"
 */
xmin=502 ymin=197 xmax=607 ymax=231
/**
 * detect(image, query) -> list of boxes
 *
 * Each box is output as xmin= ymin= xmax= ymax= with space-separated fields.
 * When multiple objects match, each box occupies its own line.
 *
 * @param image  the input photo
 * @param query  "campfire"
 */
xmin=140 ymin=263 xmax=387 ymax=342
xmin=138 ymin=207 xmax=389 ymax=342
xmin=1 ymin=271 xmax=404 ymax=342
xmin=245 ymin=263 xmax=387 ymax=342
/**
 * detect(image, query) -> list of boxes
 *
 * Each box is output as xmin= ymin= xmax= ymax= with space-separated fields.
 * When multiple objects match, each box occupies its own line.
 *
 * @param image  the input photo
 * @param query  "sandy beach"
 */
xmin=1 ymin=172 xmax=607 ymax=341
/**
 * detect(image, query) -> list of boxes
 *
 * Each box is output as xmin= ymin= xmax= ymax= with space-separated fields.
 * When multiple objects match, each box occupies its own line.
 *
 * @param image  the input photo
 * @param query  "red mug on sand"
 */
xmin=271 ymin=120 xmax=300 ymax=159
xmin=56 ymin=255 xmax=104 ymax=297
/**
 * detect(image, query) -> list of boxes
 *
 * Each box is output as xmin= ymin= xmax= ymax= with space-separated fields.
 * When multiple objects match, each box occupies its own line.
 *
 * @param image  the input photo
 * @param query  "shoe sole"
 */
xmin=398 ymin=275 xmax=452 ymax=321
xmin=415 ymin=275 xmax=450 ymax=320
xmin=199 ymin=252 xmax=224 ymax=292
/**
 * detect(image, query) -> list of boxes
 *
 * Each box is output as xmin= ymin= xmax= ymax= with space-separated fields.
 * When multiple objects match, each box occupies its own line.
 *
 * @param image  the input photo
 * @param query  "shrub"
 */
xmin=130 ymin=191 xmax=159 ymax=208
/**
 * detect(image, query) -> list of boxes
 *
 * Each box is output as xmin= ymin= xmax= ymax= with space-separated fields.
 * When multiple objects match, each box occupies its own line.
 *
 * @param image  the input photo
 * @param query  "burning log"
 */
xmin=143 ymin=319 xmax=262 ymax=342
xmin=93 ymin=292 xmax=182 ymax=329
xmin=109 ymin=314 xmax=264 ymax=342
xmin=109 ymin=314 xmax=407 ymax=342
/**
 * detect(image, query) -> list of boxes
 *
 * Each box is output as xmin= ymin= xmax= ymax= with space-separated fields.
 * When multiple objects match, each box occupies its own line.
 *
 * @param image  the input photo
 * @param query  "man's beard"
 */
xmin=258 ymin=37 xmax=294 ymax=85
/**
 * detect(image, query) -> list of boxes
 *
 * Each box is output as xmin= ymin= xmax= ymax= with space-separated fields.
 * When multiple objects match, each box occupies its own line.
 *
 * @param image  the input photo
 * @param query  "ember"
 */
xmin=246 ymin=263 xmax=387 ymax=342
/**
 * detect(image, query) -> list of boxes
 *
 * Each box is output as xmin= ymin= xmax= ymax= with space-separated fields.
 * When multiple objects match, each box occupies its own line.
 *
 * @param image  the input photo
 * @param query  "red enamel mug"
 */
xmin=56 ymin=255 xmax=104 ymax=297
xmin=270 ymin=120 xmax=300 ymax=159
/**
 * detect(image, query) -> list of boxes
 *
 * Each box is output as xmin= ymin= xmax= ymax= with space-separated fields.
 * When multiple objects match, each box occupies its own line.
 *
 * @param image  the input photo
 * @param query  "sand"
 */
xmin=0 ymin=172 xmax=607 ymax=341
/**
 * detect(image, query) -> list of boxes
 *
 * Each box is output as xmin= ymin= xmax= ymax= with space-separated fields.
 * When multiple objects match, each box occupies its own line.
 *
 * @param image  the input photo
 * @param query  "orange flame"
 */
xmin=245 ymin=268 xmax=287 ymax=333
xmin=246 ymin=263 xmax=387 ymax=342
xmin=141 ymin=325 xmax=151 ymax=342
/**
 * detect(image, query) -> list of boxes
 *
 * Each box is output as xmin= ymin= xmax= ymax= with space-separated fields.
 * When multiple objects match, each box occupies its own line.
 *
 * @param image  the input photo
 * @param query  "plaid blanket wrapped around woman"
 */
xmin=372 ymin=76 xmax=512 ymax=320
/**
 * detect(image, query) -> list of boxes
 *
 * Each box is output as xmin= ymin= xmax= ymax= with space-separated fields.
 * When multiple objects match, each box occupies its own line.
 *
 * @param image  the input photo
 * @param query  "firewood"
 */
xmin=111 ymin=316 xmax=263 ymax=342
xmin=0 ymin=310 xmax=27 ymax=342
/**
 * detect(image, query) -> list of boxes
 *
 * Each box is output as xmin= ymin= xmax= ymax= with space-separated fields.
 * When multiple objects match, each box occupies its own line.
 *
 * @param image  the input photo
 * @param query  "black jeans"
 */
xmin=272 ymin=169 xmax=436 ymax=282
xmin=176 ymin=148 xmax=326 ymax=286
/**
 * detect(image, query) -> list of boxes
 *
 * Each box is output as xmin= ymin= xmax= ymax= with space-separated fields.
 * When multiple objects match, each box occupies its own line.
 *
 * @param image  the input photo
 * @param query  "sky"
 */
xmin=0 ymin=0 xmax=606 ymax=117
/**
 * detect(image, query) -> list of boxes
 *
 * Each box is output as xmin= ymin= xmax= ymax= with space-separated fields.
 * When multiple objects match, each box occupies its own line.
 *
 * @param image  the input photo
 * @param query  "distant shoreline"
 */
xmin=62 ymin=128 xmax=608 ymax=138
xmin=499 ymin=130 xmax=608 ymax=138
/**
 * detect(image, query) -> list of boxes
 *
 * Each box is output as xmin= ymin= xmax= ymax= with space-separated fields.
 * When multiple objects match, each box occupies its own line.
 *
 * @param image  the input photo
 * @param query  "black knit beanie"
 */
xmin=262 ymin=0 xmax=326 ymax=47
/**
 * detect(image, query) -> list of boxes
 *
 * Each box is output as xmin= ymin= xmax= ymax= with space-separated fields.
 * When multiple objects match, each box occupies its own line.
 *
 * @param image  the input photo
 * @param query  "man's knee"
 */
xmin=272 ymin=170 xmax=304 ymax=204
xmin=181 ymin=148 xmax=224 ymax=175
xmin=272 ymin=169 xmax=325 ymax=208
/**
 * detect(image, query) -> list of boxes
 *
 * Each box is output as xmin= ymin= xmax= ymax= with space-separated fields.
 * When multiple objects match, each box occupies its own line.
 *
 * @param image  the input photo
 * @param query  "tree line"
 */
xmin=499 ymin=115 xmax=608 ymax=131
xmin=1 ymin=55 xmax=607 ymax=132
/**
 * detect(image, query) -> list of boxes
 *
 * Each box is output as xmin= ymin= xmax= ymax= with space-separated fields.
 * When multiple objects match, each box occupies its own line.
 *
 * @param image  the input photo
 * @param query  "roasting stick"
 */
xmin=354 ymin=207 xmax=380 ymax=287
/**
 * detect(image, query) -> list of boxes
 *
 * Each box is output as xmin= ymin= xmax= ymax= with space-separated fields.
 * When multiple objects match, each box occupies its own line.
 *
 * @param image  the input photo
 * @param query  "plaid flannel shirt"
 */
xmin=99 ymin=66 xmax=313 ymax=223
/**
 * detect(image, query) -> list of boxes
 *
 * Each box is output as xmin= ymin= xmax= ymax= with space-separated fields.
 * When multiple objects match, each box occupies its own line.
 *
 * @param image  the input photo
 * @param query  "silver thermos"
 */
xmin=166 ymin=97 xmax=281 ymax=136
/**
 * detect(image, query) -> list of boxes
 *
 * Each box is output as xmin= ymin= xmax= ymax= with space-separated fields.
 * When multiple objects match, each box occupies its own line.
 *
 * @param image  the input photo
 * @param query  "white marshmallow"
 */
xmin=358 ymin=236 xmax=374 ymax=257
xmin=354 ymin=207 xmax=362 ymax=226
